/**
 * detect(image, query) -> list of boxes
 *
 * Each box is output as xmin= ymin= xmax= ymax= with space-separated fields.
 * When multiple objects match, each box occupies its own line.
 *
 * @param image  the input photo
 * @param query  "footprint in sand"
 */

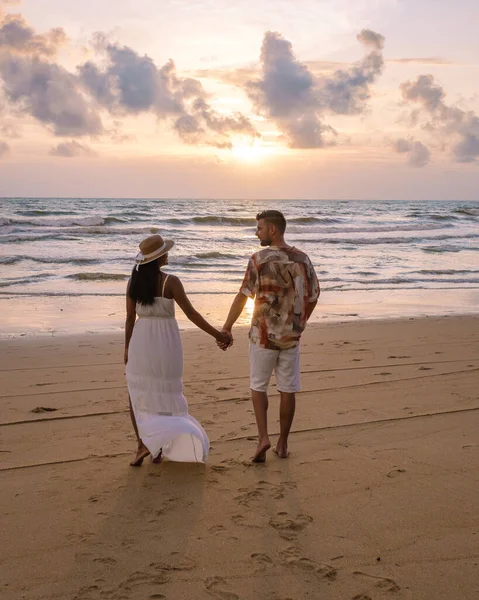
xmin=80 ymin=570 xmax=169 ymax=599
xmin=150 ymin=554 xmax=196 ymax=572
xmin=231 ymin=514 xmax=261 ymax=529
xmin=386 ymin=468 xmax=406 ymax=478
xmin=352 ymin=595 xmax=372 ymax=600
xmin=204 ymin=576 xmax=240 ymax=599
xmin=278 ymin=546 xmax=337 ymax=580
xmin=269 ymin=512 xmax=313 ymax=533
xmin=353 ymin=571 xmax=400 ymax=593
xmin=122 ymin=570 xmax=170 ymax=587
xmin=250 ymin=552 xmax=273 ymax=572
xmin=93 ymin=556 xmax=116 ymax=566
xmin=210 ymin=465 xmax=231 ymax=474
xmin=209 ymin=525 xmax=227 ymax=534
xmin=235 ymin=481 xmax=297 ymax=506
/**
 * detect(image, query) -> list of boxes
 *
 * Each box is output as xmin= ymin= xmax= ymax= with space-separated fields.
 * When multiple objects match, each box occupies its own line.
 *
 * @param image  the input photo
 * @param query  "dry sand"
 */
xmin=1 ymin=316 xmax=478 ymax=600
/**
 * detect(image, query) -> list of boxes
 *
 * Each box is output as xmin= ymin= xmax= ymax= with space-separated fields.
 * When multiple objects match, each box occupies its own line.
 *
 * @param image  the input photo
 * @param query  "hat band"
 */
xmin=135 ymin=242 xmax=167 ymax=270
xmin=139 ymin=242 xmax=167 ymax=260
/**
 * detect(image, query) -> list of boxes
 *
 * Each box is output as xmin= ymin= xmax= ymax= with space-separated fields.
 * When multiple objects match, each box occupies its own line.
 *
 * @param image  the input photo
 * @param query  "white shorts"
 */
xmin=249 ymin=343 xmax=300 ymax=393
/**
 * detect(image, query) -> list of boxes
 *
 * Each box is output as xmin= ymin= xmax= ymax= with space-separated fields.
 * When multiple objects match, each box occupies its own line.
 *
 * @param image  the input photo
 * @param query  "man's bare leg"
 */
xmin=251 ymin=390 xmax=271 ymax=462
xmin=129 ymin=395 xmax=149 ymax=466
xmin=274 ymin=392 xmax=295 ymax=458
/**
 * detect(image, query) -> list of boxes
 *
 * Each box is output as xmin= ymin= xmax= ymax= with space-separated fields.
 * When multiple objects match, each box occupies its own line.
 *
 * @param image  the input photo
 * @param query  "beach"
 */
xmin=1 ymin=315 xmax=478 ymax=600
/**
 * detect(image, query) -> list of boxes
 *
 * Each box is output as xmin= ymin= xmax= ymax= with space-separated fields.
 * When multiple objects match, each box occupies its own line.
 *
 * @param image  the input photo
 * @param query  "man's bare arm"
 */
xmin=223 ymin=292 xmax=248 ymax=332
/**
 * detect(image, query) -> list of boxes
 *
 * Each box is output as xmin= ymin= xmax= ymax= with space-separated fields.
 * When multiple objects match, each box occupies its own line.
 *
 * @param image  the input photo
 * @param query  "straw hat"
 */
xmin=135 ymin=234 xmax=175 ymax=268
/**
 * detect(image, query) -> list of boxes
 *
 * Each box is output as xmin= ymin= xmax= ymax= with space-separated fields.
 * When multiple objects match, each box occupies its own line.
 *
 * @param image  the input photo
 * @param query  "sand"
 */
xmin=1 ymin=315 xmax=478 ymax=600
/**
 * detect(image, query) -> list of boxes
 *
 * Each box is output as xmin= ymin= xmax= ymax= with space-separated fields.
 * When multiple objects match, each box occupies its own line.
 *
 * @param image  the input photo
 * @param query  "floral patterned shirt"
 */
xmin=240 ymin=246 xmax=320 ymax=350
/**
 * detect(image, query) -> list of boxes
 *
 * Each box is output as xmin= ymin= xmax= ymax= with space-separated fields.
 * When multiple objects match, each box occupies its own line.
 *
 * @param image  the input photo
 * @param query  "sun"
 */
xmin=231 ymin=138 xmax=270 ymax=162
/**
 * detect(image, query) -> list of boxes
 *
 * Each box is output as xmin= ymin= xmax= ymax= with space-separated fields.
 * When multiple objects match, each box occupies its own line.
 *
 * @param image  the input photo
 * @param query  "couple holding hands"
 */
xmin=125 ymin=210 xmax=319 ymax=466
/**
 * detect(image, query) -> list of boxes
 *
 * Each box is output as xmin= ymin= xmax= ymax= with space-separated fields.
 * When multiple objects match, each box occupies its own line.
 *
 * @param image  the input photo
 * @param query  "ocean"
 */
xmin=1 ymin=197 xmax=478 ymax=336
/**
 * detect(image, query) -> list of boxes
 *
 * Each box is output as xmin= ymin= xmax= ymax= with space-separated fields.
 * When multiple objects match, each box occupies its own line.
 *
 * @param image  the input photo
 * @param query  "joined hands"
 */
xmin=217 ymin=327 xmax=233 ymax=351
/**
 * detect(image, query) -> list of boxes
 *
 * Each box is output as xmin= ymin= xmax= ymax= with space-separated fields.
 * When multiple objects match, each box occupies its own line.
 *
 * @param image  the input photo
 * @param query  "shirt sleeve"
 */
xmin=239 ymin=257 xmax=258 ymax=298
xmin=306 ymin=258 xmax=320 ymax=302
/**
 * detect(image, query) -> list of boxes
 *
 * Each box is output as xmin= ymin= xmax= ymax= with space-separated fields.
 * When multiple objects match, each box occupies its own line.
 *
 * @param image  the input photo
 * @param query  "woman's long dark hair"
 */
xmin=128 ymin=259 xmax=160 ymax=305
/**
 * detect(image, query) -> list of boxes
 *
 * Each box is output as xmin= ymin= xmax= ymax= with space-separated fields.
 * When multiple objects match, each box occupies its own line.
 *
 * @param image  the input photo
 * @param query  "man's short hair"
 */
xmin=256 ymin=210 xmax=286 ymax=234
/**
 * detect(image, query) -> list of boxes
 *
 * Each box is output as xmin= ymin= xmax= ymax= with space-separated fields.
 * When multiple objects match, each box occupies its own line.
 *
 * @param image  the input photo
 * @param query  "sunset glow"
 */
xmin=0 ymin=0 xmax=477 ymax=199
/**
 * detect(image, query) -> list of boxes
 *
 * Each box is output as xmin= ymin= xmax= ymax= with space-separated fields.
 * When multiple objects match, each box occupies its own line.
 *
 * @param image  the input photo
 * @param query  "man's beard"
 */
xmin=260 ymin=238 xmax=272 ymax=246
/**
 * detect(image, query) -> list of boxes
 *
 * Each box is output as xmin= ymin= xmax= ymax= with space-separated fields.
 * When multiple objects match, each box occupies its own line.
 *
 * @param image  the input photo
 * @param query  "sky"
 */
xmin=0 ymin=0 xmax=478 ymax=199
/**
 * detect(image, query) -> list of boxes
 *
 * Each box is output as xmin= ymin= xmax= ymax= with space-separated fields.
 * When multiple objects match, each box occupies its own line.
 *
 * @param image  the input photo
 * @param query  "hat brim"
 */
xmin=136 ymin=240 xmax=175 ymax=265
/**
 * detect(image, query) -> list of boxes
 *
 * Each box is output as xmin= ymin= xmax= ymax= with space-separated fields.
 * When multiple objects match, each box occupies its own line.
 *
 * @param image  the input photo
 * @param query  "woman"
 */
xmin=125 ymin=233 xmax=231 ymax=466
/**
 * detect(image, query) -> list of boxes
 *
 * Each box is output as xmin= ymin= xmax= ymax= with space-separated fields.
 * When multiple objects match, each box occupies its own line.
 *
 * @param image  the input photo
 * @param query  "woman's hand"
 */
xmin=124 ymin=347 xmax=129 ymax=365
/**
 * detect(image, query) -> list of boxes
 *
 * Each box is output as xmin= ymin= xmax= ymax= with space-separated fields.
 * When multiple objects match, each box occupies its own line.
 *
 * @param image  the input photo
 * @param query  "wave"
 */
xmin=0 ymin=256 xmax=20 ymax=265
xmin=430 ymin=214 xmax=457 ymax=221
xmin=165 ymin=216 xmax=342 ymax=226
xmin=352 ymin=277 xmax=479 ymax=285
xmin=1 ymin=226 xmax=160 ymax=242
xmin=288 ymin=223 xmax=451 ymax=235
xmin=67 ymin=273 xmax=129 ymax=281
xmin=3 ymin=216 xmax=108 ymax=228
xmin=17 ymin=209 xmax=78 ymax=217
xmin=454 ymin=208 xmax=479 ymax=216
xmin=0 ymin=273 xmax=52 ymax=287
xmin=1 ymin=233 xmax=81 ymax=243
xmin=422 ymin=245 xmax=463 ymax=253
xmin=194 ymin=251 xmax=241 ymax=259
xmin=4 ymin=256 xmax=103 ymax=265
xmin=300 ymin=233 xmax=479 ymax=245
xmin=417 ymin=269 xmax=479 ymax=275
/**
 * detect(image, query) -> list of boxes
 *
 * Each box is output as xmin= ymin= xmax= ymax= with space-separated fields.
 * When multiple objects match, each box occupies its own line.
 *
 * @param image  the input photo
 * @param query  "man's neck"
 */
xmin=270 ymin=238 xmax=289 ymax=248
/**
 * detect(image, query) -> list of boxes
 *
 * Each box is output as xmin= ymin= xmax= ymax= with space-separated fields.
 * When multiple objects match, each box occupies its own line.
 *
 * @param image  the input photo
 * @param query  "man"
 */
xmin=220 ymin=210 xmax=320 ymax=462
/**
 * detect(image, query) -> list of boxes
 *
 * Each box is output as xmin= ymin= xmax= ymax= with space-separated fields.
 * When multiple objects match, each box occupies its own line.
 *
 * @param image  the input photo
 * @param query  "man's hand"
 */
xmin=216 ymin=327 xmax=233 ymax=351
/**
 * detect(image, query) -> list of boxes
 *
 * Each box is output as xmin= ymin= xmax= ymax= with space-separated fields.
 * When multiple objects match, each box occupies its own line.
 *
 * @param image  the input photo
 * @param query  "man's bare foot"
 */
xmin=130 ymin=444 xmax=150 ymax=466
xmin=273 ymin=444 xmax=290 ymax=458
xmin=152 ymin=449 xmax=163 ymax=464
xmin=252 ymin=440 xmax=271 ymax=463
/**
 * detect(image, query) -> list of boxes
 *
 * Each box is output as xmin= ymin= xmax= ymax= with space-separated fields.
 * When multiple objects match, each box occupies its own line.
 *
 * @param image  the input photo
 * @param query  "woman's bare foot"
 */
xmin=130 ymin=444 xmax=150 ymax=466
xmin=252 ymin=439 xmax=271 ymax=463
xmin=273 ymin=445 xmax=290 ymax=458
xmin=152 ymin=449 xmax=163 ymax=464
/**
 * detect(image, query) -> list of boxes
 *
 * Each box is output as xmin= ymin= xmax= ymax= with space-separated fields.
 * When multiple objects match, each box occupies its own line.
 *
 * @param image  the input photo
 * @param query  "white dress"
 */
xmin=125 ymin=275 xmax=209 ymax=462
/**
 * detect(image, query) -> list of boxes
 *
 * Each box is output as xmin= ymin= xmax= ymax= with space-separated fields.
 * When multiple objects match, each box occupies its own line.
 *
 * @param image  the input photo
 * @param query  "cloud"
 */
xmin=49 ymin=140 xmax=97 ymax=157
xmin=389 ymin=57 xmax=454 ymax=65
xmin=320 ymin=29 xmax=384 ymax=116
xmin=0 ymin=139 xmax=9 ymax=156
xmin=173 ymin=96 xmax=257 ymax=148
xmin=0 ymin=117 xmax=21 ymax=137
xmin=400 ymin=74 xmax=445 ymax=112
xmin=0 ymin=53 xmax=103 ymax=135
xmin=0 ymin=12 xmax=102 ymax=137
xmin=245 ymin=29 xmax=385 ymax=148
xmin=191 ymin=61 xmax=348 ymax=89
xmin=400 ymin=74 xmax=479 ymax=163
xmin=0 ymin=13 xmax=67 ymax=57
xmin=78 ymin=38 xmax=186 ymax=115
xmin=79 ymin=38 xmax=257 ymax=147
xmin=392 ymin=137 xmax=431 ymax=167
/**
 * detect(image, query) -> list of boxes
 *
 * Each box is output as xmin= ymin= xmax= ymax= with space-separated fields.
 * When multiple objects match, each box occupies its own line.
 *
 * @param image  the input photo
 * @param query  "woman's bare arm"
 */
xmin=169 ymin=275 xmax=230 ymax=344
xmin=124 ymin=290 xmax=137 ymax=364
